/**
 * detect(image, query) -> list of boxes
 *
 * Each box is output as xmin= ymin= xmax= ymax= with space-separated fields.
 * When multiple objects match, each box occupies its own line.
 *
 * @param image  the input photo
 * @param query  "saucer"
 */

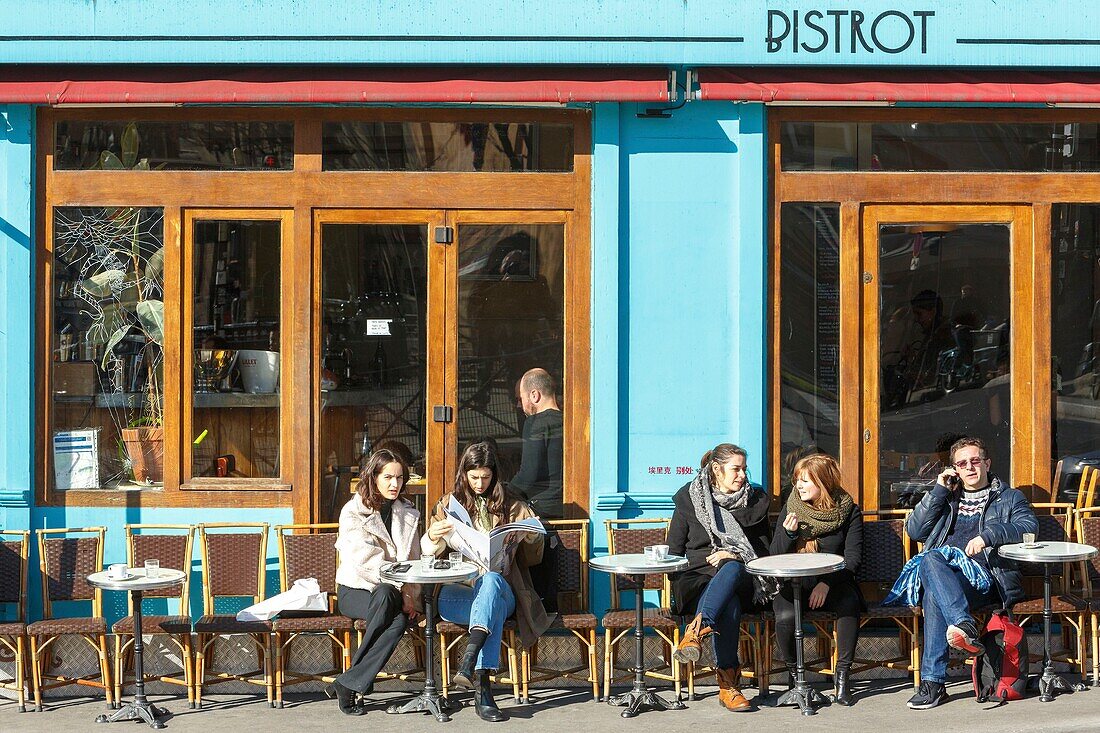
xmin=1021 ymin=542 xmax=1042 ymax=549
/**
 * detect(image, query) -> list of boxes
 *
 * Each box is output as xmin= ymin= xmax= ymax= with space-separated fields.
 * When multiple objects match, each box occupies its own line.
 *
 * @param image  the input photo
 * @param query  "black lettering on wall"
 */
xmin=765 ymin=9 xmax=934 ymax=55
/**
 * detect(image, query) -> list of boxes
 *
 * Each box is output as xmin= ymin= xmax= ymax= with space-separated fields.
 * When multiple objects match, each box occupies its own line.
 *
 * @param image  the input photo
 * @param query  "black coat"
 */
xmin=770 ymin=501 xmax=864 ymax=594
xmin=667 ymin=481 xmax=772 ymax=616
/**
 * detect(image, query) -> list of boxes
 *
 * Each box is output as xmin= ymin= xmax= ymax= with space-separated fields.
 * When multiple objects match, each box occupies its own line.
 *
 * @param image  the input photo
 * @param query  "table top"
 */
xmin=86 ymin=568 xmax=187 ymax=592
xmin=379 ymin=561 xmax=479 ymax=585
xmin=746 ymin=553 xmax=845 ymax=578
xmin=998 ymin=541 xmax=1098 ymax=563
xmin=590 ymin=553 xmax=688 ymax=575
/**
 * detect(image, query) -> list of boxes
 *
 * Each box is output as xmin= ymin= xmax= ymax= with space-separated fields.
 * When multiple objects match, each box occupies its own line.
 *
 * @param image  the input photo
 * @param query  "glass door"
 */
xmin=314 ymin=210 xmax=446 ymax=523
xmin=861 ymin=205 xmax=1034 ymax=510
xmin=449 ymin=212 xmax=568 ymax=519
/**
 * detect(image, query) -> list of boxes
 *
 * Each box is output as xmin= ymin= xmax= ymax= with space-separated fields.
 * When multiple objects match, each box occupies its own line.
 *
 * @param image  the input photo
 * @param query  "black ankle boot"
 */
xmin=786 ymin=664 xmax=797 ymax=690
xmin=474 ymin=670 xmax=507 ymax=722
xmin=327 ymin=680 xmax=365 ymax=716
xmin=833 ymin=666 xmax=853 ymax=706
xmin=454 ymin=644 xmax=479 ymax=689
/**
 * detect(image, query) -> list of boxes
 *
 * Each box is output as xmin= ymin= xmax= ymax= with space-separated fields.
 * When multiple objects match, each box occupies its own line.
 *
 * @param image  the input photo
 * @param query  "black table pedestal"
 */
xmin=1038 ymin=565 xmax=1086 ymax=701
xmin=772 ymin=579 xmax=829 ymax=716
xmin=386 ymin=588 xmax=455 ymax=722
xmin=606 ymin=574 xmax=686 ymax=718
xmin=96 ymin=590 xmax=167 ymax=729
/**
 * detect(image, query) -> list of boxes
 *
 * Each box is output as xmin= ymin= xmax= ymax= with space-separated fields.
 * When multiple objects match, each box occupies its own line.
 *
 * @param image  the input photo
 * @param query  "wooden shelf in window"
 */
xmin=55 ymin=391 xmax=282 ymax=408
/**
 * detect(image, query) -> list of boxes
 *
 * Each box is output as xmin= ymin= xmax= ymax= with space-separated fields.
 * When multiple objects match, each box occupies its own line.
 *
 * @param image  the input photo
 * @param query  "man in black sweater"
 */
xmin=511 ymin=368 xmax=563 ymax=519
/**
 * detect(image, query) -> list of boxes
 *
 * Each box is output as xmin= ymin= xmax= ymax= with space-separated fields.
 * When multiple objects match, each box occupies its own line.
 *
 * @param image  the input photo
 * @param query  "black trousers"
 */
xmin=772 ymin=579 xmax=861 ymax=669
xmin=335 ymin=583 xmax=407 ymax=693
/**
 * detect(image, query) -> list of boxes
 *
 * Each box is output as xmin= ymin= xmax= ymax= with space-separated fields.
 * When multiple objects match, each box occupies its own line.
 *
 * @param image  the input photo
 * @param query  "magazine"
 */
xmin=444 ymin=495 xmax=546 ymax=572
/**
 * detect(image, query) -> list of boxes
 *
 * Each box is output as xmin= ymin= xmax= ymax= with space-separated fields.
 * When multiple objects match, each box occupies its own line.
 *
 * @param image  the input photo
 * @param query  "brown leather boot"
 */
xmin=715 ymin=667 xmax=751 ymax=711
xmin=673 ymin=614 xmax=713 ymax=664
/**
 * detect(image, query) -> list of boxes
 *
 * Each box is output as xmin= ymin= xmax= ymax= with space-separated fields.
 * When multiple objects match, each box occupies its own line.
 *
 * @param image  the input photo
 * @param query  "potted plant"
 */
xmin=76 ymin=124 xmax=166 ymax=484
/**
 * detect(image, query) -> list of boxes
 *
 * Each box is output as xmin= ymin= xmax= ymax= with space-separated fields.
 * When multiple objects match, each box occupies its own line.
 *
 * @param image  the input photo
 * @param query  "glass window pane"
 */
xmin=323 ymin=122 xmax=573 ymax=172
xmin=457 ymin=223 xmax=565 ymax=518
xmin=779 ymin=204 xmax=841 ymax=491
xmin=191 ymin=220 xmax=282 ymax=479
xmin=318 ymin=223 xmax=428 ymax=522
xmin=55 ymin=121 xmax=294 ymax=171
xmin=51 ymin=206 xmax=165 ymax=489
xmin=781 ymin=122 xmax=1100 ymax=172
xmin=1051 ymin=204 xmax=1100 ymax=502
xmin=877 ymin=223 xmax=1011 ymax=509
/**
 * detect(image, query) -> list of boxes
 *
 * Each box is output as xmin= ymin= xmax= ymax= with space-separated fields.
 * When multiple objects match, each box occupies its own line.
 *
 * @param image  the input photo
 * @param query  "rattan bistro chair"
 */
xmin=1072 ymin=507 xmax=1100 ymax=685
xmin=271 ymin=523 xmax=354 ymax=709
xmin=28 ymin=527 xmax=113 ymax=711
xmin=0 ymin=530 xmax=31 ymax=712
xmin=194 ymin=522 xmax=273 ymax=708
xmin=600 ymin=519 xmax=680 ymax=701
xmin=113 ymin=524 xmax=195 ymax=708
xmin=521 ymin=520 xmax=600 ymax=702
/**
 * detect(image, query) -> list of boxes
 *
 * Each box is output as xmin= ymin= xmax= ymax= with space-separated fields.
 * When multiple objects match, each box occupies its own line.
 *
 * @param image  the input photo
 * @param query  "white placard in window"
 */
xmin=366 ymin=319 xmax=392 ymax=336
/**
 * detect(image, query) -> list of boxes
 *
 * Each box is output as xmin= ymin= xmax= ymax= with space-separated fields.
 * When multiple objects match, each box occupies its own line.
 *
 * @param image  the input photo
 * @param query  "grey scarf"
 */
xmin=688 ymin=470 xmax=779 ymax=604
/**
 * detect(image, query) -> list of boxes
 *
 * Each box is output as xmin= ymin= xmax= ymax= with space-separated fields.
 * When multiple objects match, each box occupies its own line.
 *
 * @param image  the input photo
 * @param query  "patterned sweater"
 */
xmin=944 ymin=487 xmax=991 ymax=567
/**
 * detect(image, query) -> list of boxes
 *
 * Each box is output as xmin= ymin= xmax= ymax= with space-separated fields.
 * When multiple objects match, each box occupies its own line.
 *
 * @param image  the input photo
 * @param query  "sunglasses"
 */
xmin=953 ymin=457 xmax=986 ymax=470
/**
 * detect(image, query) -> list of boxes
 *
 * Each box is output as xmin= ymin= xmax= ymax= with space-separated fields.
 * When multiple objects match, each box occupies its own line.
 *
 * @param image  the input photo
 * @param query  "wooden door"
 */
xmin=860 ymin=205 xmax=1036 ymax=511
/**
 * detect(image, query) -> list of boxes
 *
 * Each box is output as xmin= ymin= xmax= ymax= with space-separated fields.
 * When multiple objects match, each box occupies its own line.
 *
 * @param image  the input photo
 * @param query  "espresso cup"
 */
xmin=652 ymin=544 xmax=670 ymax=561
xmin=1022 ymin=532 xmax=1037 ymax=547
xmin=108 ymin=563 xmax=128 ymax=580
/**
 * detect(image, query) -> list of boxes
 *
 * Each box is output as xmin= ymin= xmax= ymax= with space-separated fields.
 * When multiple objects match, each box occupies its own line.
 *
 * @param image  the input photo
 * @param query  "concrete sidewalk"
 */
xmin=3 ymin=678 xmax=1099 ymax=733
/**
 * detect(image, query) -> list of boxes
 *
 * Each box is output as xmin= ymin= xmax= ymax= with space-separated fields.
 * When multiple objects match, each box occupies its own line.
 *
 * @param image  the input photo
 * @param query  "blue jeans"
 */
xmin=695 ymin=560 xmax=752 ymax=669
xmin=918 ymin=550 xmax=997 ymax=683
xmin=437 ymin=572 xmax=516 ymax=671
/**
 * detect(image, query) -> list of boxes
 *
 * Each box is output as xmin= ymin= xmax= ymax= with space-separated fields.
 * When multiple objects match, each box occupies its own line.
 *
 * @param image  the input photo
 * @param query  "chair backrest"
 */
xmin=857 ymin=510 xmax=911 ymax=589
xmin=1076 ymin=467 xmax=1098 ymax=510
xmin=1023 ymin=503 xmax=1074 ymax=581
xmin=126 ymin=524 xmax=194 ymax=613
xmin=604 ymin=519 xmax=671 ymax=609
xmin=37 ymin=527 xmax=106 ymax=619
xmin=1075 ymin=507 xmax=1100 ymax=595
xmin=0 ymin=530 xmax=30 ymax=623
xmin=198 ymin=523 xmax=269 ymax=614
xmin=275 ymin=524 xmax=339 ymax=599
xmin=548 ymin=519 xmax=589 ymax=614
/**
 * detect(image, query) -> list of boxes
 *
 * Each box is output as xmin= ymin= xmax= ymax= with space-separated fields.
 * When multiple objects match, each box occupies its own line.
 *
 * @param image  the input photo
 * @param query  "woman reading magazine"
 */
xmin=422 ymin=441 xmax=553 ymax=722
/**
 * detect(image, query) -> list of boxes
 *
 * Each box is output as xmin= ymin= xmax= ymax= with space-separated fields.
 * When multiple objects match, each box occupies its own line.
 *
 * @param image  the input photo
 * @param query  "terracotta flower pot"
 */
xmin=122 ymin=426 xmax=164 ymax=484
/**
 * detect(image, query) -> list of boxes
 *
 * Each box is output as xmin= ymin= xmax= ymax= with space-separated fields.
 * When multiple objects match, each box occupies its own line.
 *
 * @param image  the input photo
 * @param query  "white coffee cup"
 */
xmin=652 ymin=544 xmax=670 ymax=561
xmin=108 ymin=563 xmax=129 ymax=580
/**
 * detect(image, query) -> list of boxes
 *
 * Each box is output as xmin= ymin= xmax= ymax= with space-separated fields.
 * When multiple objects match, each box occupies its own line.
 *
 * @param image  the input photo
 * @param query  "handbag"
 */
xmin=236 ymin=577 xmax=329 ymax=622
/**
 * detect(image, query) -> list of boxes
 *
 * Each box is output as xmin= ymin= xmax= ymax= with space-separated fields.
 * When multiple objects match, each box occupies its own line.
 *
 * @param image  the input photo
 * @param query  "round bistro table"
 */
xmin=998 ymin=541 xmax=1098 ymax=701
xmin=380 ymin=560 xmax=479 ymax=722
xmin=590 ymin=553 xmax=689 ymax=718
xmin=746 ymin=552 xmax=845 ymax=716
xmin=87 ymin=567 xmax=188 ymax=729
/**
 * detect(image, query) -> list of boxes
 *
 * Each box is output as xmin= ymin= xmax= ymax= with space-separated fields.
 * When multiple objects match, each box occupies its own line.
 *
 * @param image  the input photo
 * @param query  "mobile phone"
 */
xmin=391 ymin=562 xmax=411 ymax=573
xmin=944 ymin=472 xmax=960 ymax=489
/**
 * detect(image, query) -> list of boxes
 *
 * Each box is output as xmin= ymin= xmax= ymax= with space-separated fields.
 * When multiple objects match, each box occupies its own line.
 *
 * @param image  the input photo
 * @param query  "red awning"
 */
xmin=698 ymin=68 xmax=1100 ymax=105
xmin=0 ymin=65 xmax=670 ymax=104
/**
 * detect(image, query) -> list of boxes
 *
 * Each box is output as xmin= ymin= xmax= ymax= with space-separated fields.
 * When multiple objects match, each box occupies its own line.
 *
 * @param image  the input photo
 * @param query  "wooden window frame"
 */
xmin=768 ymin=107 xmax=1100 ymax=508
xmin=37 ymin=106 xmax=592 ymax=523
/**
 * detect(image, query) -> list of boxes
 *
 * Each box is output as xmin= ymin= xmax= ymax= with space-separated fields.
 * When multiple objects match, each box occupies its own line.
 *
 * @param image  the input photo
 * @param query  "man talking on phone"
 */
xmin=903 ymin=436 xmax=1036 ymax=710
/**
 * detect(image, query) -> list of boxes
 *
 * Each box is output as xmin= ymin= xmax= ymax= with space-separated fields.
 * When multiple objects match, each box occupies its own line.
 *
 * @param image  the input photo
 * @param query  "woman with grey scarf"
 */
xmin=667 ymin=443 xmax=776 ymax=713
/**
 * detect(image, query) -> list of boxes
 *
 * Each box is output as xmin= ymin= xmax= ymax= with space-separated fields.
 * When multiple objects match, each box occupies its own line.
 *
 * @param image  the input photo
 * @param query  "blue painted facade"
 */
xmin=3 ymin=1 xmax=1100 ymax=620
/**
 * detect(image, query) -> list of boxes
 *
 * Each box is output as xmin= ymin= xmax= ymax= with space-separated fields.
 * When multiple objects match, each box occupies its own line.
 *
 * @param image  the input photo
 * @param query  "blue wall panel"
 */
xmin=0 ymin=105 xmax=34 ymax=534
xmin=2 ymin=2 xmax=1100 ymax=66
xmin=589 ymin=101 xmax=767 ymax=614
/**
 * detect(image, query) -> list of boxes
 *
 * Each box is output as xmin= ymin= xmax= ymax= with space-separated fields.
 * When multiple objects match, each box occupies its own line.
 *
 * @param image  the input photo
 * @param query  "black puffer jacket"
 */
xmin=667 ymin=481 xmax=771 ymax=615
xmin=905 ymin=475 xmax=1037 ymax=607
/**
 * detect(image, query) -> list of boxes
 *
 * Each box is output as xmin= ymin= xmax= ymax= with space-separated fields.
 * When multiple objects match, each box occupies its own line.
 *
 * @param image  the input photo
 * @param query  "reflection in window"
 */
xmin=877 ymin=223 xmax=1010 ymax=509
xmin=323 ymin=122 xmax=573 ymax=172
xmin=1052 ymin=204 xmax=1100 ymax=502
xmin=779 ymin=204 xmax=841 ymax=493
xmin=55 ymin=121 xmax=293 ymax=171
xmin=458 ymin=224 xmax=565 ymax=518
xmin=781 ymin=122 xmax=1100 ymax=172
xmin=51 ymin=207 xmax=165 ymax=489
xmin=318 ymin=223 xmax=428 ymax=523
xmin=191 ymin=220 xmax=282 ymax=479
